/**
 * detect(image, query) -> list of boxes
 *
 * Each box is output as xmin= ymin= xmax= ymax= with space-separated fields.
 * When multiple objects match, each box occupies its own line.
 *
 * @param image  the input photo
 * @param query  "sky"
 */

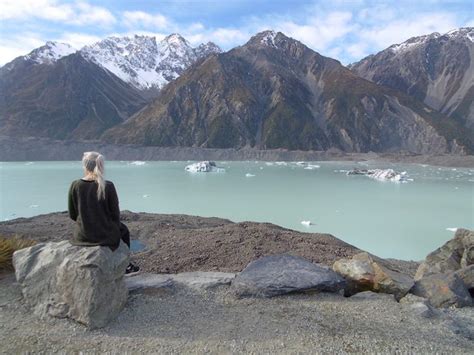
xmin=0 ymin=0 xmax=473 ymax=66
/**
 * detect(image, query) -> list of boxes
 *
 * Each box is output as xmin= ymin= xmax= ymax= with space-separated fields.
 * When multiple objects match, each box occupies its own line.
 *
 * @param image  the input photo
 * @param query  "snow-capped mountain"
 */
xmin=24 ymin=41 xmax=77 ymax=64
xmin=350 ymin=27 xmax=474 ymax=129
xmin=80 ymin=34 xmax=222 ymax=91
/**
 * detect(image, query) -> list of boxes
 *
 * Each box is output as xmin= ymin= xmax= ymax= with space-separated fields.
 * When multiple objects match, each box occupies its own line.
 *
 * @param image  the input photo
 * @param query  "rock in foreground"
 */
xmin=415 ymin=228 xmax=474 ymax=280
xmin=333 ymin=252 xmax=414 ymax=300
xmin=13 ymin=241 xmax=129 ymax=329
xmin=231 ymin=254 xmax=346 ymax=298
xmin=411 ymin=272 xmax=473 ymax=308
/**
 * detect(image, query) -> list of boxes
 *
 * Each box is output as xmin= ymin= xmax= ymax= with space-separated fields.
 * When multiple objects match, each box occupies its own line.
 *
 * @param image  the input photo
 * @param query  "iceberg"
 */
xmin=129 ymin=161 xmax=147 ymax=166
xmin=346 ymin=168 xmax=410 ymax=182
xmin=185 ymin=161 xmax=225 ymax=173
xmin=245 ymin=173 xmax=255 ymax=177
xmin=301 ymin=220 xmax=312 ymax=227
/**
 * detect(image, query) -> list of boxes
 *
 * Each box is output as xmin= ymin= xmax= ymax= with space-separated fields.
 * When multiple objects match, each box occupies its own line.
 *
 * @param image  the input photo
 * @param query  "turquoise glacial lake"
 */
xmin=1 ymin=160 xmax=473 ymax=261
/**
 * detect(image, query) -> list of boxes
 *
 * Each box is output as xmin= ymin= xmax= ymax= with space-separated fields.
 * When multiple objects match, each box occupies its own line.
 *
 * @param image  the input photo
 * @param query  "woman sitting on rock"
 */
xmin=68 ymin=151 xmax=139 ymax=274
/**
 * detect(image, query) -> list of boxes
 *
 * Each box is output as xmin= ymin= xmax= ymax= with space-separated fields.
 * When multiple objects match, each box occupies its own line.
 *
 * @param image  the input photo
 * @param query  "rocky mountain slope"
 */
xmin=0 ymin=34 xmax=221 ymax=139
xmin=81 ymin=34 xmax=221 ymax=95
xmin=0 ymin=51 xmax=147 ymax=139
xmin=350 ymin=28 xmax=474 ymax=129
xmin=103 ymin=31 xmax=471 ymax=154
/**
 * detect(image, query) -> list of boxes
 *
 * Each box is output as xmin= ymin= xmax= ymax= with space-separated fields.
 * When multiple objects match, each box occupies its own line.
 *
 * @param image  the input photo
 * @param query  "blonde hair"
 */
xmin=82 ymin=151 xmax=106 ymax=200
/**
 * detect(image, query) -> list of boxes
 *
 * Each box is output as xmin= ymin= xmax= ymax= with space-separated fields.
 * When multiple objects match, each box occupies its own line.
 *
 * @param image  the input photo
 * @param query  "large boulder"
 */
xmin=415 ymin=229 xmax=474 ymax=280
xmin=231 ymin=254 xmax=346 ymax=298
xmin=333 ymin=252 xmax=414 ymax=300
xmin=13 ymin=240 xmax=129 ymax=329
xmin=411 ymin=272 xmax=472 ymax=308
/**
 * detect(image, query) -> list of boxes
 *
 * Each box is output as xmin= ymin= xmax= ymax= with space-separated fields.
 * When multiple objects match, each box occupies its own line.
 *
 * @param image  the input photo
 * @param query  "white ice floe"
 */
xmin=265 ymin=162 xmax=274 ymax=166
xmin=304 ymin=164 xmax=320 ymax=170
xmin=346 ymin=168 xmax=410 ymax=182
xmin=446 ymin=227 xmax=458 ymax=232
xmin=129 ymin=161 xmax=147 ymax=166
xmin=142 ymin=194 xmax=149 ymax=198
xmin=301 ymin=220 xmax=313 ymax=227
xmin=275 ymin=162 xmax=287 ymax=166
xmin=29 ymin=204 xmax=39 ymax=208
xmin=185 ymin=161 xmax=225 ymax=173
xmin=245 ymin=173 xmax=255 ymax=177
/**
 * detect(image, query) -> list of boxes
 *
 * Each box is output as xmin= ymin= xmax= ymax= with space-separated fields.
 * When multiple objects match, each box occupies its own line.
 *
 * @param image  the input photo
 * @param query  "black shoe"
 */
xmin=125 ymin=262 xmax=140 ymax=275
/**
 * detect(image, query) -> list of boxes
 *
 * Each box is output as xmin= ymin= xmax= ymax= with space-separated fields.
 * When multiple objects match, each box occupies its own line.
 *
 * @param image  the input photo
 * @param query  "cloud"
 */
xmin=55 ymin=33 xmax=102 ymax=49
xmin=123 ymin=11 xmax=169 ymax=30
xmin=0 ymin=33 xmax=45 ymax=65
xmin=1 ymin=0 xmax=116 ymax=27
xmin=357 ymin=13 xmax=459 ymax=49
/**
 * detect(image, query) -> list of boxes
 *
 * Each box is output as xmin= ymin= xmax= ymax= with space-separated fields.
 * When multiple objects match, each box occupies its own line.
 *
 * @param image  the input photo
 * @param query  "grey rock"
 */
xmin=415 ymin=228 xmax=474 ymax=280
xmin=455 ymin=265 xmax=474 ymax=290
xmin=13 ymin=241 xmax=129 ymax=329
xmin=172 ymin=272 xmax=236 ymax=290
xmin=399 ymin=293 xmax=430 ymax=305
xmin=411 ymin=272 xmax=472 ymax=308
xmin=333 ymin=252 xmax=414 ymax=300
xmin=125 ymin=273 xmax=174 ymax=291
xmin=230 ymin=254 xmax=346 ymax=298
xmin=125 ymin=272 xmax=236 ymax=292
xmin=350 ymin=291 xmax=395 ymax=301
xmin=409 ymin=302 xmax=436 ymax=318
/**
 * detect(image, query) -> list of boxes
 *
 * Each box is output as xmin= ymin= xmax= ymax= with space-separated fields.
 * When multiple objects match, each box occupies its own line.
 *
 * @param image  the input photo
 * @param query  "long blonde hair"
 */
xmin=82 ymin=151 xmax=106 ymax=200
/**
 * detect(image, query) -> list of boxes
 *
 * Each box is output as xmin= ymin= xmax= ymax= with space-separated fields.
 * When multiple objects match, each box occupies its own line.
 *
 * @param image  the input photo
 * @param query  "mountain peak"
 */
xmin=80 ymin=33 xmax=220 ymax=91
xmin=163 ymin=33 xmax=189 ymax=46
xmin=25 ymin=41 xmax=76 ymax=64
xmin=248 ymin=30 xmax=281 ymax=47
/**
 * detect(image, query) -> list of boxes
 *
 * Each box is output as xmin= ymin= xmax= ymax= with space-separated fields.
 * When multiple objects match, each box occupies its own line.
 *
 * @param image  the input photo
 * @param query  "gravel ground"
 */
xmin=1 ymin=273 xmax=473 ymax=353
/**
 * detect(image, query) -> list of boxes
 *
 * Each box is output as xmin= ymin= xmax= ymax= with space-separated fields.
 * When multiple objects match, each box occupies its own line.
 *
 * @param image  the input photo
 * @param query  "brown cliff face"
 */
xmin=102 ymin=31 xmax=471 ymax=154
xmin=350 ymin=28 xmax=474 ymax=130
xmin=0 ymin=53 xmax=147 ymax=140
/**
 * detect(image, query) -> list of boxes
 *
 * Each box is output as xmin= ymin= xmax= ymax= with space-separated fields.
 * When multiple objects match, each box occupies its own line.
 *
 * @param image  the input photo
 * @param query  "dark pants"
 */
xmin=119 ymin=222 xmax=130 ymax=248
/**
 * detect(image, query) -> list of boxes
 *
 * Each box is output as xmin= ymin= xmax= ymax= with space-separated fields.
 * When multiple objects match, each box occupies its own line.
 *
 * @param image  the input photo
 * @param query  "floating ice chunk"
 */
xmin=296 ymin=161 xmax=307 ymax=166
xmin=129 ymin=161 xmax=147 ymax=166
xmin=29 ymin=204 xmax=39 ymax=208
xmin=185 ymin=161 xmax=225 ymax=173
xmin=275 ymin=161 xmax=287 ymax=166
xmin=25 ymin=162 xmax=34 ymax=165
xmin=446 ymin=227 xmax=458 ymax=232
xmin=304 ymin=164 xmax=320 ymax=170
xmin=346 ymin=168 xmax=410 ymax=182
xmin=301 ymin=220 xmax=313 ymax=227
xmin=142 ymin=194 xmax=149 ymax=198
xmin=245 ymin=173 xmax=255 ymax=177
xmin=265 ymin=162 xmax=274 ymax=166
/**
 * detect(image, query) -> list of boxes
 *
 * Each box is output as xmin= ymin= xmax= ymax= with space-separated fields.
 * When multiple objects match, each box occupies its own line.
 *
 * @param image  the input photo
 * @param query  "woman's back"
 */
xmin=68 ymin=178 xmax=121 ymax=248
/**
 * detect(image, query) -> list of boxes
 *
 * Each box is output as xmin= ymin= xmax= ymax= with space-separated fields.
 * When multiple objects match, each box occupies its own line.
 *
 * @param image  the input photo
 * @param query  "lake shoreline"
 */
xmin=1 ymin=136 xmax=474 ymax=167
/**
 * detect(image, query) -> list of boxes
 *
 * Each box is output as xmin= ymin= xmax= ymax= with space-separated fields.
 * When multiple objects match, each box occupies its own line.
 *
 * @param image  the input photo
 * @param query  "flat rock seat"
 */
xmin=13 ymin=240 xmax=129 ymax=329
